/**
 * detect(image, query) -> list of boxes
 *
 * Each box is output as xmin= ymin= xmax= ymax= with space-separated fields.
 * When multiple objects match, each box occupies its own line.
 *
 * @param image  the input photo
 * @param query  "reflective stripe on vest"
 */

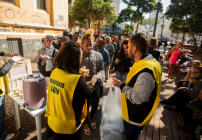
xmin=45 ymin=68 xmax=87 ymax=134
xmin=121 ymin=58 xmax=162 ymax=126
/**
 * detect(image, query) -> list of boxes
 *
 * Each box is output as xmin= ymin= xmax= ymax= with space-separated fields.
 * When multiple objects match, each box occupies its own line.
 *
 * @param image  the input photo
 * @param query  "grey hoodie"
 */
xmin=80 ymin=50 xmax=104 ymax=82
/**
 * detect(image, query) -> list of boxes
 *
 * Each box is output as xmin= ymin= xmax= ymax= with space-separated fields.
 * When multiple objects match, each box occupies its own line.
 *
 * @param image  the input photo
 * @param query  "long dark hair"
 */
xmin=118 ymin=39 xmax=128 ymax=58
xmin=53 ymin=41 xmax=81 ymax=74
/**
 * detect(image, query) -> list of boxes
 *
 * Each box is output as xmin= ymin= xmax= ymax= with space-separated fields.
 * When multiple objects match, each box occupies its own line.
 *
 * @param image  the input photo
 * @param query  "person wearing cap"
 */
xmin=56 ymin=34 xmax=63 ymax=45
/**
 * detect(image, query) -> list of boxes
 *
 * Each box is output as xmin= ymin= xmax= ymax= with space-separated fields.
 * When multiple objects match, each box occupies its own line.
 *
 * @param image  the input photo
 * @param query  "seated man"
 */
xmin=178 ymin=60 xmax=201 ymax=88
xmin=160 ymin=67 xmax=202 ymax=111
xmin=175 ymin=89 xmax=202 ymax=140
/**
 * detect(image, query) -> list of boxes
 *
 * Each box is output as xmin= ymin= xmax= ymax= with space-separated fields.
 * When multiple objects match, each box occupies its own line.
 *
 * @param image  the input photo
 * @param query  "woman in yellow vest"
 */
xmin=0 ymin=52 xmax=20 ymax=140
xmin=45 ymin=40 xmax=102 ymax=140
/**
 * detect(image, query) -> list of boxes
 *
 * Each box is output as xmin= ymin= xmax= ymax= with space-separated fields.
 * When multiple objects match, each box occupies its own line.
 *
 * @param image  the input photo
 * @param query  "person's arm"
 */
xmin=189 ymin=99 xmax=202 ymax=122
xmin=179 ymin=51 xmax=188 ymax=57
xmin=0 ymin=59 xmax=15 ymax=77
xmin=163 ymin=48 xmax=174 ymax=61
xmin=76 ymin=77 xmax=102 ymax=99
xmin=120 ymin=72 xmax=155 ymax=105
xmin=3 ymin=52 xmax=19 ymax=57
xmin=184 ymin=81 xmax=202 ymax=99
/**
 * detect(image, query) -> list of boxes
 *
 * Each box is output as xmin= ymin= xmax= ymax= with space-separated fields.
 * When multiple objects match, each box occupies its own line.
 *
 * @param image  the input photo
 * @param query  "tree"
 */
xmin=110 ymin=22 xmax=120 ymax=35
xmin=169 ymin=17 xmax=189 ymax=41
xmin=117 ymin=8 xmax=141 ymax=26
xmin=122 ymin=0 xmax=163 ymax=33
xmin=165 ymin=0 xmax=202 ymax=49
xmin=71 ymin=0 xmax=116 ymax=28
xmin=142 ymin=17 xmax=161 ymax=35
xmin=123 ymin=24 xmax=134 ymax=34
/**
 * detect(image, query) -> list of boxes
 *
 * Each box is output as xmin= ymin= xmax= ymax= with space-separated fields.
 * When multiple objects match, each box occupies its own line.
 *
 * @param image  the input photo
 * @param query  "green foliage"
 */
xmin=68 ymin=0 xmax=72 ymax=4
xmin=117 ymin=8 xmax=141 ymax=24
xmin=71 ymin=0 xmax=116 ymax=28
xmin=142 ymin=17 xmax=161 ymax=34
xmin=169 ymin=18 xmax=189 ymax=35
xmin=155 ymin=2 xmax=163 ymax=13
xmin=110 ymin=22 xmax=120 ymax=35
xmin=123 ymin=24 xmax=134 ymax=33
xmin=122 ymin=0 xmax=161 ymax=33
xmin=165 ymin=0 xmax=202 ymax=49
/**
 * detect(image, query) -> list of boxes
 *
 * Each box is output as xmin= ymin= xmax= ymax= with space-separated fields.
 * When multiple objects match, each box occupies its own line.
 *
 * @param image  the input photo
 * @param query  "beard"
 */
xmin=127 ymin=49 xmax=135 ymax=59
xmin=96 ymin=45 xmax=102 ymax=50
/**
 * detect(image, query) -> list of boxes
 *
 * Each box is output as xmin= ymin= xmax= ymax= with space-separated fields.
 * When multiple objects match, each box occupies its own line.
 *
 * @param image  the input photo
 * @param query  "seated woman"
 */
xmin=45 ymin=40 xmax=102 ymax=140
xmin=175 ymin=90 xmax=202 ymax=140
xmin=114 ymin=39 xmax=134 ymax=83
xmin=178 ymin=60 xmax=200 ymax=88
xmin=148 ymin=37 xmax=160 ymax=61
xmin=160 ymin=67 xmax=202 ymax=111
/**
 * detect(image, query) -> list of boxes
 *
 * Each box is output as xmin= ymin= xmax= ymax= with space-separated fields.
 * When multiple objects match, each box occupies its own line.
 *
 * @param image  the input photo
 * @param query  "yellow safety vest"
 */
xmin=121 ymin=57 xmax=162 ymax=126
xmin=45 ymin=68 xmax=87 ymax=134
xmin=0 ymin=61 xmax=10 ymax=96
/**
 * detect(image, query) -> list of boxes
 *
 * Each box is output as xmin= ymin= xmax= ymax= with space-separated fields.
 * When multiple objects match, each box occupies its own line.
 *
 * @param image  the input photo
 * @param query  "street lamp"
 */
xmin=153 ymin=0 xmax=161 ymax=37
xmin=160 ymin=17 xmax=165 ymax=42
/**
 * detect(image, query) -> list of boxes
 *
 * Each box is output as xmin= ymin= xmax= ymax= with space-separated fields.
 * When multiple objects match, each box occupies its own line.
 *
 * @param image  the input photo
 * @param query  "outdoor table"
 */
xmin=8 ymin=93 xmax=46 ymax=140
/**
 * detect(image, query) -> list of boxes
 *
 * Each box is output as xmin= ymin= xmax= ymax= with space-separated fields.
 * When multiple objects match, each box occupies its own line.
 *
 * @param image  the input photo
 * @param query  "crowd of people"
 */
xmin=0 ymin=28 xmax=202 ymax=140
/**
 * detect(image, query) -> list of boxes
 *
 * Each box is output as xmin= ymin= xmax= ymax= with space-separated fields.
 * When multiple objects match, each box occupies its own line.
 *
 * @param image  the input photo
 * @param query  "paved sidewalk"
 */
xmin=4 ymin=46 xmax=193 ymax=140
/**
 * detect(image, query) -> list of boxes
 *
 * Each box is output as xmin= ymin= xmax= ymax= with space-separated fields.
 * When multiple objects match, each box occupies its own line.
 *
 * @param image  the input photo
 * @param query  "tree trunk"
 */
xmin=135 ymin=21 xmax=139 ymax=34
xmin=185 ymin=15 xmax=197 ymax=49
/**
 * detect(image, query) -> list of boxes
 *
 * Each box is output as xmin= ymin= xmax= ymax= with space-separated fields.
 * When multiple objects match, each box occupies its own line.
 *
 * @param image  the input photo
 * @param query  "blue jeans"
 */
xmin=0 ymin=95 xmax=7 ymax=140
xmin=123 ymin=120 xmax=144 ymax=140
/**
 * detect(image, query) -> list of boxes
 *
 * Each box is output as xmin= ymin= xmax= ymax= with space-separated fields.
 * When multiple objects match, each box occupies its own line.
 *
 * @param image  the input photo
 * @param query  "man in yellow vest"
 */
xmin=113 ymin=33 xmax=162 ymax=140
xmin=0 ymin=52 xmax=20 ymax=140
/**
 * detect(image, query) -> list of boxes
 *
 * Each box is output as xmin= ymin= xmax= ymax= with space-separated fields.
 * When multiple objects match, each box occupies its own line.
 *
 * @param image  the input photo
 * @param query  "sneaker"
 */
xmin=175 ymin=123 xmax=190 ymax=130
xmin=160 ymin=99 xmax=170 ymax=104
xmin=5 ymin=133 xmax=15 ymax=140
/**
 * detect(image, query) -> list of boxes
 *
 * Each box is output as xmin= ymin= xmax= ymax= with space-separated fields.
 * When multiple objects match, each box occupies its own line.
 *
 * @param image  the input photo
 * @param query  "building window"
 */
xmin=0 ymin=0 xmax=15 ymax=4
xmin=37 ymin=0 xmax=46 ymax=10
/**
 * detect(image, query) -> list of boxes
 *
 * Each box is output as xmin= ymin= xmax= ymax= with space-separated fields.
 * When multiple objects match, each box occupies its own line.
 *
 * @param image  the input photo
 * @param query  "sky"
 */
xmin=119 ymin=0 xmax=171 ymax=18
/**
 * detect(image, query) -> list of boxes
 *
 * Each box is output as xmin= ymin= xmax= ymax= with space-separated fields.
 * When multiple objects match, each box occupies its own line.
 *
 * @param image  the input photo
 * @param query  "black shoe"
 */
xmin=164 ymin=105 xmax=178 ymax=112
xmin=104 ymin=80 xmax=108 ymax=83
xmin=175 ymin=123 xmax=190 ymax=130
xmin=160 ymin=99 xmax=170 ymax=104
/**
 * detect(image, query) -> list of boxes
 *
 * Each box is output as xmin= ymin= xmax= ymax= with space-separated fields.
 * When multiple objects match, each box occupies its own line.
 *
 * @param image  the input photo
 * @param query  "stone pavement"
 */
xmin=4 ymin=46 xmax=194 ymax=140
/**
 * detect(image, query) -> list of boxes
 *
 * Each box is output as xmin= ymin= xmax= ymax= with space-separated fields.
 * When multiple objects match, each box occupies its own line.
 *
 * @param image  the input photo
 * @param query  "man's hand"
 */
xmin=178 ymin=87 xmax=185 ymax=90
xmin=44 ymin=56 xmax=50 ymax=60
xmin=39 ymin=55 xmax=43 ymax=60
xmin=112 ymin=78 xmax=122 ymax=87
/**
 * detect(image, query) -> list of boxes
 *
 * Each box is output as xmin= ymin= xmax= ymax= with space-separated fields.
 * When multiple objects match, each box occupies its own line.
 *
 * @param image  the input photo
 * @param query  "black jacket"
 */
xmin=148 ymin=47 xmax=160 ymax=61
xmin=116 ymin=55 xmax=134 ymax=73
